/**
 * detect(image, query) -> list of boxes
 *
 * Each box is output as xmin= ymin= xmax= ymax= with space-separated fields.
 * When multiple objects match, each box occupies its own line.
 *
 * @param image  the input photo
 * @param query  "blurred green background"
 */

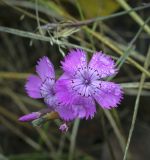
xmin=0 ymin=0 xmax=150 ymax=160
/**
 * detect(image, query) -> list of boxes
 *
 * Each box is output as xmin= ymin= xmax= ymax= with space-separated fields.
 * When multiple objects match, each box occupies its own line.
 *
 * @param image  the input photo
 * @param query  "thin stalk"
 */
xmin=100 ymin=111 xmax=116 ymax=160
xmin=68 ymin=119 xmax=80 ymax=160
xmin=0 ymin=26 xmax=94 ymax=54
xmin=104 ymin=110 xmax=125 ymax=151
xmin=0 ymin=26 xmax=149 ymax=77
xmin=116 ymin=17 xmax=150 ymax=69
xmin=85 ymin=27 xmax=150 ymax=77
xmin=123 ymin=47 xmax=150 ymax=160
xmin=121 ymin=82 xmax=150 ymax=89
xmin=0 ymin=71 xmax=29 ymax=79
xmin=0 ymin=116 xmax=42 ymax=150
xmin=1 ymin=88 xmax=56 ymax=153
xmin=116 ymin=0 xmax=150 ymax=35
xmin=1 ymin=0 xmax=47 ymax=24
xmin=35 ymin=0 xmax=44 ymax=35
xmin=41 ymin=3 xmax=150 ymax=29
xmin=0 ymin=105 xmax=31 ymax=130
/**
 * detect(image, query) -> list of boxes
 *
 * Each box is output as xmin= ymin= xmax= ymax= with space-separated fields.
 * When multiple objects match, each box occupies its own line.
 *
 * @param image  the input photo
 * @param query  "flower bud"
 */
xmin=19 ymin=112 xmax=41 ymax=122
xmin=59 ymin=123 xmax=68 ymax=132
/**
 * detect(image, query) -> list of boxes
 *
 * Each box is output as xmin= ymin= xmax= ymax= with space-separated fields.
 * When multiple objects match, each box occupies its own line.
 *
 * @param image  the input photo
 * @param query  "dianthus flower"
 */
xmin=55 ymin=49 xmax=123 ymax=121
xmin=19 ymin=50 xmax=123 ymax=126
xmin=19 ymin=56 xmax=58 ymax=122
xmin=19 ymin=56 xmax=86 ymax=123
xmin=19 ymin=56 xmax=68 ymax=131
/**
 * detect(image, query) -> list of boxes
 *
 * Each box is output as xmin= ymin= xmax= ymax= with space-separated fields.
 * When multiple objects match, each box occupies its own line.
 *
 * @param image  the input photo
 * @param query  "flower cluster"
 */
xmin=19 ymin=49 xmax=123 ymax=131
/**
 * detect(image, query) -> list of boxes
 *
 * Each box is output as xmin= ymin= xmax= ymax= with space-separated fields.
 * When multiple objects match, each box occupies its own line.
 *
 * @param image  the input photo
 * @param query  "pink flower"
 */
xmin=19 ymin=49 xmax=123 ymax=124
xmin=55 ymin=49 xmax=123 ymax=121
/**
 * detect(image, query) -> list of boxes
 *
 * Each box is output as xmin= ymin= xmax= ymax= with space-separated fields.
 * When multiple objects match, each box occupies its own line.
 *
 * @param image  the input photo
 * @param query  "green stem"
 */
xmin=68 ymin=119 xmax=80 ymax=160
xmin=0 ymin=71 xmax=29 ymax=79
xmin=104 ymin=110 xmax=126 ymax=151
xmin=123 ymin=46 xmax=150 ymax=160
xmin=116 ymin=0 xmax=150 ymax=35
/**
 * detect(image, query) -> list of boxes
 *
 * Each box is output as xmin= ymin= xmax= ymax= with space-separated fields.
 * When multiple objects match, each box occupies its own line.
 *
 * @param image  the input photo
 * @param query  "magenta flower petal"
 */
xmin=56 ymin=97 xmax=96 ymax=121
xmin=88 ymin=52 xmax=117 ymax=78
xmin=25 ymin=75 xmax=42 ymax=98
xmin=73 ymin=97 xmax=96 ymax=119
xmin=56 ymin=104 xmax=77 ymax=121
xmin=36 ymin=56 xmax=55 ymax=81
xmin=61 ymin=49 xmax=87 ymax=76
xmin=55 ymin=73 xmax=96 ymax=120
xmin=93 ymin=81 xmax=123 ymax=109
xmin=55 ymin=74 xmax=79 ymax=105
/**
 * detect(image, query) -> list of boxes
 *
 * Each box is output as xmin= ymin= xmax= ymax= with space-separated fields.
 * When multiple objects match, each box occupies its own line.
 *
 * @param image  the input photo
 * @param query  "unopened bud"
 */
xmin=19 ymin=112 xmax=41 ymax=122
xmin=59 ymin=123 xmax=68 ymax=132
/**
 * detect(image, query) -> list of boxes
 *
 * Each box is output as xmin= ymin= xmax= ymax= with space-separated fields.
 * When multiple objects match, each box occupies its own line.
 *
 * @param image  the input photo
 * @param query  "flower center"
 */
xmin=84 ymin=79 xmax=91 ymax=85
xmin=40 ymin=77 xmax=55 ymax=97
xmin=40 ymin=77 xmax=57 ymax=107
xmin=71 ymin=67 xmax=100 ymax=97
